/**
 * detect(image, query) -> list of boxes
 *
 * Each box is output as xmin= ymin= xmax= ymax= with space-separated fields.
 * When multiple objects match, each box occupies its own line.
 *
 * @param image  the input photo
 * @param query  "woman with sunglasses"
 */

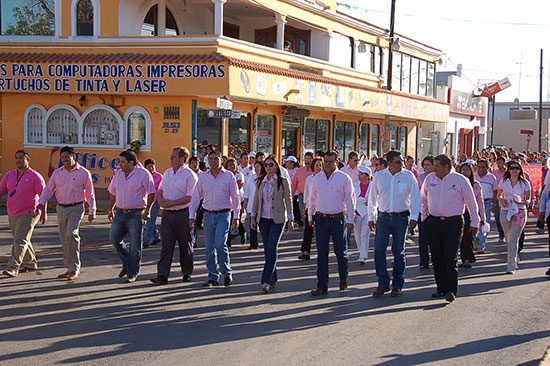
xmin=250 ymin=155 xmax=293 ymax=293
xmin=497 ymin=162 xmax=531 ymax=274
xmin=456 ymin=163 xmax=486 ymax=269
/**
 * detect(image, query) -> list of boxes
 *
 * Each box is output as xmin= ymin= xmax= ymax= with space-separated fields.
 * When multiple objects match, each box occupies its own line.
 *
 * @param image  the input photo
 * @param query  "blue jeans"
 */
xmin=374 ymin=213 xmax=409 ymax=288
xmin=110 ymin=210 xmax=144 ymax=278
xmin=203 ymin=211 xmax=232 ymax=281
xmin=245 ymin=213 xmax=258 ymax=248
xmin=314 ymin=214 xmax=349 ymax=290
xmin=258 ymin=218 xmax=285 ymax=285
xmin=143 ymin=201 xmax=160 ymax=243
xmin=475 ymin=199 xmax=492 ymax=249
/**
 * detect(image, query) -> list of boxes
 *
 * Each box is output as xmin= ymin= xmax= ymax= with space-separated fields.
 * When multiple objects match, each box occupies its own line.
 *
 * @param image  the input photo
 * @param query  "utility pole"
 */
xmin=383 ymin=0 xmax=396 ymax=152
xmin=539 ymin=49 xmax=543 ymax=151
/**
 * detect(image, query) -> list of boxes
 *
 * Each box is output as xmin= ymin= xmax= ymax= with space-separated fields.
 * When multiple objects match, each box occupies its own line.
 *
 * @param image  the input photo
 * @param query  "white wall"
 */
xmin=491 ymin=119 xmax=550 ymax=152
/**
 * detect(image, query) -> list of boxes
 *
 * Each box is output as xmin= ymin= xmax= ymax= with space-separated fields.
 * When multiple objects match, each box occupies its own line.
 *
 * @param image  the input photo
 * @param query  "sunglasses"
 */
xmin=264 ymin=163 xmax=275 ymax=167
xmin=509 ymin=166 xmax=520 ymax=170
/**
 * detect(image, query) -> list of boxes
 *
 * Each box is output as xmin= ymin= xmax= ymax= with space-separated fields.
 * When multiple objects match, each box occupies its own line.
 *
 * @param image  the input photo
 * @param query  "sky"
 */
xmin=339 ymin=0 xmax=550 ymax=103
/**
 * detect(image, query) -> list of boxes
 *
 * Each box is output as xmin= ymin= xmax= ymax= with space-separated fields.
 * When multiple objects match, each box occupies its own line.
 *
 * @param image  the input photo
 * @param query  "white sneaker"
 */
xmin=357 ymin=258 xmax=366 ymax=265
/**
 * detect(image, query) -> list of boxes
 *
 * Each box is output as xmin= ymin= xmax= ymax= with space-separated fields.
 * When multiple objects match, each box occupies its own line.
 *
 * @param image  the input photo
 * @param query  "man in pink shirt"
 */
xmin=1 ymin=150 xmax=46 ymax=277
xmin=341 ymin=151 xmax=360 ymax=183
xmin=291 ymin=152 xmax=313 ymax=227
xmin=308 ymin=150 xmax=356 ymax=296
xmin=189 ymin=150 xmax=240 ymax=287
xmin=143 ymin=158 xmax=163 ymax=248
xmin=37 ymin=146 xmax=96 ymax=281
xmin=421 ymin=154 xmax=480 ymax=303
xmin=150 ymin=147 xmax=198 ymax=285
xmin=108 ymin=150 xmax=156 ymax=283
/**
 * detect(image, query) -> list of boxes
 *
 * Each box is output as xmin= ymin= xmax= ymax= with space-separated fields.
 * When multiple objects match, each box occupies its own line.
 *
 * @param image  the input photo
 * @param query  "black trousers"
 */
xmin=158 ymin=208 xmax=193 ymax=278
xmin=460 ymin=211 xmax=476 ymax=263
xmin=300 ymin=209 xmax=314 ymax=253
xmin=425 ymin=215 xmax=464 ymax=295
xmin=293 ymin=195 xmax=304 ymax=226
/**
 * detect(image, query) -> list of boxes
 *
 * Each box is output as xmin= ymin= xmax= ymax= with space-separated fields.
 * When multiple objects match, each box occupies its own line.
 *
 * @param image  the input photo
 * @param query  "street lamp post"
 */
xmin=383 ymin=0 xmax=397 ymax=152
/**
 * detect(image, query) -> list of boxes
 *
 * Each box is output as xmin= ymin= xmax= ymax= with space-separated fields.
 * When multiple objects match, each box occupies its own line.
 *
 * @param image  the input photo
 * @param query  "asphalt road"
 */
xmin=0 ymin=207 xmax=549 ymax=366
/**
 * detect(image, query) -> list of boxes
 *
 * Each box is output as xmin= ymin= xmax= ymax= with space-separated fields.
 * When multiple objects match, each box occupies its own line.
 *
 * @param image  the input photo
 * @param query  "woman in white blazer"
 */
xmin=353 ymin=164 xmax=373 ymax=264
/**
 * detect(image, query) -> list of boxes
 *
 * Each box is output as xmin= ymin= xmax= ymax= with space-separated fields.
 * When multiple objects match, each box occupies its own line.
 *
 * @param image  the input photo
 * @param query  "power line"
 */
xmin=337 ymin=2 xmax=550 ymax=27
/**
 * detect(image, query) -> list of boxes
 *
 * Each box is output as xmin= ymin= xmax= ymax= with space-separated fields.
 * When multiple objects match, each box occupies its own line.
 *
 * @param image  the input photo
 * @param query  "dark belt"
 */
xmin=58 ymin=201 xmax=83 ymax=208
xmin=165 ymin=207 xmax=189 ymax=213
xmin=429 ymin=214 xmax=461 ymax=221
xmin=484 ymin=198 xmax=493 ymax=202
xmin=380 ymin=210 xmax=410 ymax=217
xmin=204 ymin=208 xmax=230 ymax=214
xmin=316 ymin=212 xmax=344 ymax=219
xmin=116 ymin=208 xmax=144 ymax=213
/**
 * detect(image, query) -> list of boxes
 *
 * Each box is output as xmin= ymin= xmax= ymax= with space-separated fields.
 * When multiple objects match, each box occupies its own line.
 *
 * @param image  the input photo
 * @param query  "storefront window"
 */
xmin=371 ymin=124 xmax=379 ymax=155
xmin=127 ymin=111 xmax=146 ymax=146
xmin=228 ymin=114 xmax=249 ymax=158
xmin=389 ymin=124 xmax=398 ymax=151
xmin=410 ymin=58 xmax=419 ymax=95
xmin=255 ymin=115 xmax=274 ymax=154
xmin=303 ymin=119 xmax=329 ymax=154
xmin=335 ymin=121 xmax=356 ymax=161
xmin=197 ymin=109 xmax=220 ymax=160
xmin=358 ymin=123 xmax=370 ymax=157
xmin=419 ymin=60 xmax=427 ymax=96
xmin=427 ymin=62 xmax=436 ymax=98
xmin=399 ymin=126 xmax=408 ymax=155
xmin=392 ymin=52 xmax=402 ymax=92
xmin=46 ymin=107 xmax=79 ymax=144
xmin=82 ymin=108 xmax=120 ymax=146
xmin=25 ymin=105 xmax=45 ymax=144
xmin=401 ymin=54 xmax=411 ymax=93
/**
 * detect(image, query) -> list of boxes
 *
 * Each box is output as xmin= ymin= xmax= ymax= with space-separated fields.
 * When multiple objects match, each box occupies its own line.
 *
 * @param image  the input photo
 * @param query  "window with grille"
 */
xmin=26 ymin=107 xmax=44 ymax=144
xmin=83 ymin=109 xmax=120 ymax=146
xmin=46 ymin=108 xmax=78 ymax=144
xmin=164 ymin=106 xmax=180 ymax=119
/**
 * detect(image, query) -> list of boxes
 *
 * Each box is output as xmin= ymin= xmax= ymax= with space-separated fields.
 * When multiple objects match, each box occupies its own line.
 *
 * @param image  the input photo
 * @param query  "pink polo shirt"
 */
xmin=261 ymin=175 xmax=276 ymax=219
xmin=189 ymin=167 xmax=240 ymax=219
xmin=341 ymin=165 xmax=360 ymax=183
xmin=421 ymin=171 xmax=480 ymax=228
xmin=309 ymin=169 xmax=356 ymax=223
xmin=40 ymin=163 xmax=97 ymax=215
xmin=152 ymin=171 xmax=162 ymax=201
xmin=291 ymin=166 xmax=313 ymax=195
xmin=0 ymin=168 xmax=45 ymax=216
xmin=108 ymin=165 xmax=156 ymax=209
xmin=159 ymin=165 xmax=198 ymax=210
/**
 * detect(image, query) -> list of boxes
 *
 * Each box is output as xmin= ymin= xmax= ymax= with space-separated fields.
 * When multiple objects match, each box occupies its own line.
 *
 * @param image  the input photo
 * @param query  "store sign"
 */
xmin=50 ymin=149 xmax=120 ymax=185
xmin=207 ymin=109 xmax=241 ymax=118
xmin=216 ymin=97 xmax=233 ymax=109
xmin=449 ymin=90 xmax=487 ymax=117
xmin=0 ymin=62 xmax=227 ymax=94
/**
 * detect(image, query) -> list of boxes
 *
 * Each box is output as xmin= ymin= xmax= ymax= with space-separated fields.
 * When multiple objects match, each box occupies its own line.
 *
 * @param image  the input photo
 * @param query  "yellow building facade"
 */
xmin=0 ymin=0 xmax=448 ymax=198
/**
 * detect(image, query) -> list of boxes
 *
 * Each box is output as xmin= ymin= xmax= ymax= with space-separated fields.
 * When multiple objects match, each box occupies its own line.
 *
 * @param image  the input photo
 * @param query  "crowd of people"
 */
xmin=2 ymin=144 xmax=550 ymax=303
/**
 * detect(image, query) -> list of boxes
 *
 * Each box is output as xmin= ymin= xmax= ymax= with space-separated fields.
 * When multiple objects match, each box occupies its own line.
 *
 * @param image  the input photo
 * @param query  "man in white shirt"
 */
xmin=367 ymin=150 xmax=421 ymax=298
xmin=308 ymin=150 xmax=356 ymax=296
xmin=151 ymin=147 xmax=198 ymax=285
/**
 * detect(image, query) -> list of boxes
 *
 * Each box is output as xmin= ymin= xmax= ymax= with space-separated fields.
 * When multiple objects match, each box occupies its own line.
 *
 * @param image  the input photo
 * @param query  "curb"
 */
xmin=540 ymin=345 xmax=550 ymax=366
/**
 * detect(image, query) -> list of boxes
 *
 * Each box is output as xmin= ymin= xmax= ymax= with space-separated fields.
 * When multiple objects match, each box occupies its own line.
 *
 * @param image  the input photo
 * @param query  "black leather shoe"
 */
xmin=298 ymin=253 xmax=310 ymax=260
xmin=150 ymin=276 xmax=168 ymax=285
xmin=311 ymin=288 xmax=328 ymax=296
xmin=445 ymin=292 xmax=456 ymax=302
xmin=182 ymin=274 xmax=192 ymax=282
xmin=202 ymin=279 xmax=219 ymax=287
xmin=546 ymin=268 xmax=550 ymax=276
xmin=118 ymin=267 xmax=127 ymax=278
xmin=151 ymin=239 xmax=161 ymax=246
xmin=143 ymin=241 xmax=150 ymax=248
xmin=224 ymin=275 xmax=233 ymax=287
xmin=339 ymin=279 xmax=348 ymax=291
xmin=432 ymin=290 xmax=445 ymax=298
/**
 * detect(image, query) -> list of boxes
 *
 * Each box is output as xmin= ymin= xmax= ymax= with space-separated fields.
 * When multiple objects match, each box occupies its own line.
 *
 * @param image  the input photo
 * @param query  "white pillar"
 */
xmin=55 ymin=0 xmax=62 ymax=37
xmin=352 ymin=39 xmax=358 ymax=69
xmin=274 ymin=14 xmax=287 ymax=50
xmin=158 ymin=0 xmax=166 ymax=36
xmin=212 ymin=0 xmax=227 ymax=35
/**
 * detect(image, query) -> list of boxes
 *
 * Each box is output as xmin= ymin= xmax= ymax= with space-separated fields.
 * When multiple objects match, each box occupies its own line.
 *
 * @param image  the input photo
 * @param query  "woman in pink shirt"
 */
xmin=457 ymin=163 xmax=486 ymax=269
xmin=497 ymin=161 xmax=531 ymax=274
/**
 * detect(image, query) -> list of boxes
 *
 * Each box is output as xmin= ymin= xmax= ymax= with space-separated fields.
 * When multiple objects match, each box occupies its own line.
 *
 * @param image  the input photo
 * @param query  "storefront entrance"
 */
xmin=282 ymin=128 xmax=298 ymax=158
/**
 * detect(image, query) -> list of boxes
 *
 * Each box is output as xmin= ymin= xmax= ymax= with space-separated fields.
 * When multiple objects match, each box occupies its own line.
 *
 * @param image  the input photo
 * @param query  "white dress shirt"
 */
xmin=367 ymin=167 xmax=421 ymax=221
